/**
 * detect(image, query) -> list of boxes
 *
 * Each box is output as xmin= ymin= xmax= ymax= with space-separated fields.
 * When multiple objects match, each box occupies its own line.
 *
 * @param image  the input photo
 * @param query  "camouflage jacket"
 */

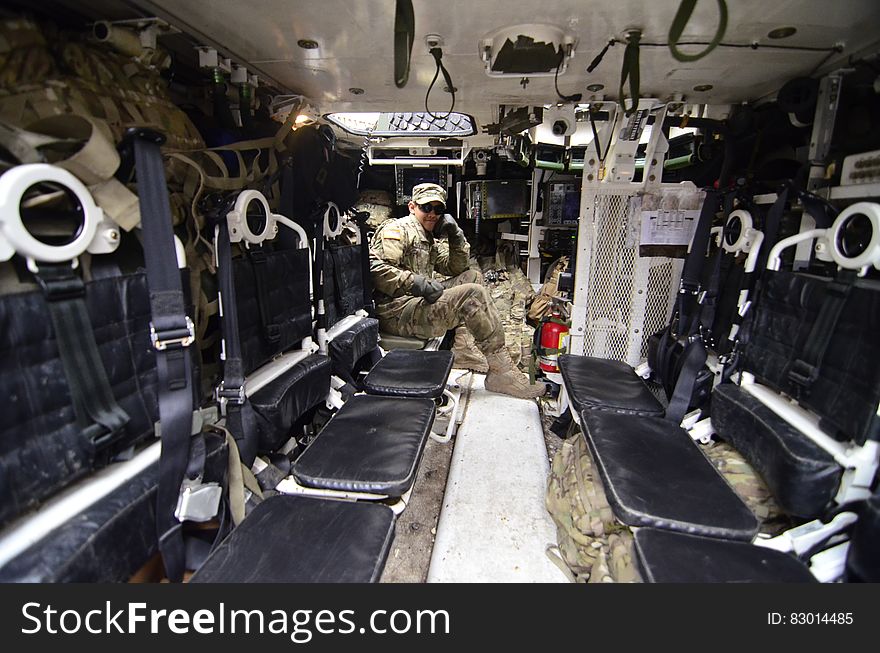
xmin=369 ymin=213 xmax=470 ymax=307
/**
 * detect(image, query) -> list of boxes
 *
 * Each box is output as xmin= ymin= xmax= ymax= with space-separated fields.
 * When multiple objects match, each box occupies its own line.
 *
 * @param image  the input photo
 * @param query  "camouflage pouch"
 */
xmin=545 ymin=433 xmax=640 ymax=582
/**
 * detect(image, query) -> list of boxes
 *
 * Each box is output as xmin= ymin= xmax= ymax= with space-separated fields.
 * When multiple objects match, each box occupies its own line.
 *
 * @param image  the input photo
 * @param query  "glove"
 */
xmin=411 ymin=274 xmax=444 ymax=304
xmin=435 ymin=214 xmax=463 ymax=241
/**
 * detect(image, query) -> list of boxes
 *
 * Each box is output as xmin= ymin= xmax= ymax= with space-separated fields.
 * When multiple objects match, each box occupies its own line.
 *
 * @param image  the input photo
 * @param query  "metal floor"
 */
xmin=427 ymin=373 xmax=568 ymax=583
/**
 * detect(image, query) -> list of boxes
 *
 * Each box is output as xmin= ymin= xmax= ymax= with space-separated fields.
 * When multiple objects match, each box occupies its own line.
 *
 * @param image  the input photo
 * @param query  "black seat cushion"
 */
xmin=362 ymin=350 xmax=453 ymax=399
xmin=741 ymin=270 xmax=880 ymax=445
xmin=190 ymin=495 xmax=395 ymax=583
xmin=559 ymin=354 xmax=664 ymax=417
xmin=711 ymin=384 xmax=843 ymax=519
xmin=634 ymin=528 xmax=817 ymax=583
xmin=250 ymin=354 xmax=332 ymax=452
xmin=0 ymin=273 xmax=159 ymax=528
xmin=329 ymin=317 xmax=380 ymax=378
xmin=292 ymin=395 xmax=434 ymax=495
xmin=581 ymin=411 xmax=759 ymax=540
xmin=0 ymin=432 xmax=228 ymax=582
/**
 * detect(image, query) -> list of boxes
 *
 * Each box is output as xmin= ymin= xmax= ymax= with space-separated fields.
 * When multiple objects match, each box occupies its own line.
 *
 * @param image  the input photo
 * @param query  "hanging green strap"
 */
xmin=668 ymin=0 xmax=729 ymax=62
xmin=394 ymin=0 xmax=415 ymax=88
xmin=618 ymin=31 xmax=641 ymax=117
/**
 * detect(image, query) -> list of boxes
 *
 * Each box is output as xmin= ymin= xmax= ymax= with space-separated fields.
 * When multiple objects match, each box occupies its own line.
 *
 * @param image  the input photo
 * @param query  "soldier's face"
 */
xmin=410 ymin=201 xmax=443 ymax=232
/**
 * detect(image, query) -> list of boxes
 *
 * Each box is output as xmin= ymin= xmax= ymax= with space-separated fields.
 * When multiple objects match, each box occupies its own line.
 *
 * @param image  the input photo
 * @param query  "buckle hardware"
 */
xmin=215 ymin=382 xmax=246 ymax=415
xmin=150 ymin=316 xmax=195 ymax=351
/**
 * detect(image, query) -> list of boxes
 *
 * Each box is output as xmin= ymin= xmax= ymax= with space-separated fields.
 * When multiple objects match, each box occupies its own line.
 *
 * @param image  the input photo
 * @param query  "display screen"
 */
xmin=563 ymin=190 xmax=580 ymax=222
xmin=484 ymin=180 xmax=530 ymax=219
xmin=396 ymin=166 xmax=445 ymax=204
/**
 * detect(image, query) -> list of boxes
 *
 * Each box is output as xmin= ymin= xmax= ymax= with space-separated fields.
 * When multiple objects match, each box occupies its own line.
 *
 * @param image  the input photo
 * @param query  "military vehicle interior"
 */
xmin=0 ymin=0 xmax=879 ymax=584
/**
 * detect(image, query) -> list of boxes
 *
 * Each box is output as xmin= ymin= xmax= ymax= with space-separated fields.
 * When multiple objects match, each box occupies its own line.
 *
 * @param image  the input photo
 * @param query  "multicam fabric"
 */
xmin=369 ymin=213 xmax=470 ymax=310
xmin=546 ymin=433 xmax=639 ymax=582
xmin=529 ymin=256 xmax=569 ymax=322
xmin=701 ymin=438 xmax=793 ymax=535
xmin=0 ymin=17 xmax=204 ymax=151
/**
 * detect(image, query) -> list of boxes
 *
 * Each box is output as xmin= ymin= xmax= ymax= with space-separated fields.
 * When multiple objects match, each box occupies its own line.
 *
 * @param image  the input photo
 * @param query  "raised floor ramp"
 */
xmin=427 ymin=374 xmax=568 ymax=583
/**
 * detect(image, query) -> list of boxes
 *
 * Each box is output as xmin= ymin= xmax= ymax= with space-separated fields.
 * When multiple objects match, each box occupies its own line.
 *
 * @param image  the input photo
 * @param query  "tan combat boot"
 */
xmin=484 ymin=348 xmax=546 ymax=400
xmin=452 ymin=327 xmax=489 ymax=373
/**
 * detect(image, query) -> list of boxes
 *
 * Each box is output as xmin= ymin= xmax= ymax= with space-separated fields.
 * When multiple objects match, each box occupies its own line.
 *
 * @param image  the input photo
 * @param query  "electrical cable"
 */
xmin=425 ymin=47 xmax=455 ymax=119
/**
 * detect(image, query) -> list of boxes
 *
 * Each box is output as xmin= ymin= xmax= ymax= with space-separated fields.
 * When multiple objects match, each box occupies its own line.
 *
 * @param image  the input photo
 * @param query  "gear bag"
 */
xmin=545 ymin=433 xmax=640 ymax=583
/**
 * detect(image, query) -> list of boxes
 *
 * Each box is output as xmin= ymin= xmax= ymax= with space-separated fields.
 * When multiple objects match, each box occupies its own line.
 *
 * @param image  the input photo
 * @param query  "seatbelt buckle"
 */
xmin=787 ymin=359 xmax=818 ymax=388
xmin=215 ymin=381 xmax=246 ymax=416
xmin=174 ymin=478 xmax=222 ymax=523
xmin=150 ymin=316 xmax=195 ymax=351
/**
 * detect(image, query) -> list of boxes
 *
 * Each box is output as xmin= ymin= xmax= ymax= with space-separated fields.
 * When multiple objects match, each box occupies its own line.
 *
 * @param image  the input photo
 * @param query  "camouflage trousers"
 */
xmin=376 ymin=269 xmax=505 ymax=353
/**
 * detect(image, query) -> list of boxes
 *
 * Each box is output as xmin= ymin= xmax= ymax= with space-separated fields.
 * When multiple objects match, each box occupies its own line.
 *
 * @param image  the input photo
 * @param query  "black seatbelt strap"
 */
xmin=676 ymin=189 xmax=720 ymax=335
xmin=787 ymin=270 xmax=857 ymax=396
xmin=215 ymin=221 xmax=258 ymax=466
xmin=354 ymin=211 xmax=374 ymax=311
xmin=696 ymin=193 xmax=733 ymax=344
xmin=312 ymin=219 xmax=327 ymax=337
xmin=245 ymin=245 xmax=282 ymax=344
xmin=35 ymin=263 xmax=130 ymax=451
xmin=754 ymin=185 xmax=790 ymax=275
xmin=618 ymin=30 xmax=641 ymax=116
xmin=127 ymin=128 xmax=196 ymax=583
xmin=664 ymin=339 xmax=708 ymax=424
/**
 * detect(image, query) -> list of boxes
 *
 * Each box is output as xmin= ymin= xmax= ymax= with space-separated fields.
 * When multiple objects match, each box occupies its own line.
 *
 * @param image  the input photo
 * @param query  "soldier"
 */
xmin=369 ymin=182 xmax=545 ymax=400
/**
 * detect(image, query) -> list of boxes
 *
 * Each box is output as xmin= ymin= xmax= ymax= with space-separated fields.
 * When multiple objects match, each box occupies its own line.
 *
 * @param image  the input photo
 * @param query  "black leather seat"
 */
xmin=559 ymin=354 xmax=664 ymax=417
xmin=328 ymin=317 xmax=380 ymax=381
xmin=249 ymin=354 xmax=332 ymax=452
xmin=711 ymin=384 xmax=843 ymax=519
xmin=292 ymin=395 xmax=435 ymax=496
xmin=190 ymin=495 xmax=395 ymax=583
xmin=363 ymin=349 xmax=454 ymax=399
xmin=633 ymin=528 xmax=817 ymax=583
xmin=581 ymin=410 xmax=759 ymax=540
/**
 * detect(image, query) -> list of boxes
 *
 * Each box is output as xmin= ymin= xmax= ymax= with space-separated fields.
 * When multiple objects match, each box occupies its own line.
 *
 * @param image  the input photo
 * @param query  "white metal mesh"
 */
xmin=579 ymin=189 xmax=684 ymax=366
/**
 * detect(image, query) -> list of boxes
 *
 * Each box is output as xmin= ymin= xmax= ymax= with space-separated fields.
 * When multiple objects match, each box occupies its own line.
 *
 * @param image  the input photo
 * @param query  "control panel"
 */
xmin=545 ymin=182 xmax=580 ymax=225
xmin=841 ymin=149 xmax=880 ymax=186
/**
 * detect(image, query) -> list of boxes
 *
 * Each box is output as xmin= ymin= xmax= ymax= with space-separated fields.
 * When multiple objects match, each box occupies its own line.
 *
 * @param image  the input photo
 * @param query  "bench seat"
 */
xmin=581 ymin=410 xmax=759 ymax=540
xmin=560 ymin=354 xmax=664 ymax=417
xmin=190 ymin=495 xmax=395 ymax=583
xmin=292 ymin=395 xmax=434 ymax=496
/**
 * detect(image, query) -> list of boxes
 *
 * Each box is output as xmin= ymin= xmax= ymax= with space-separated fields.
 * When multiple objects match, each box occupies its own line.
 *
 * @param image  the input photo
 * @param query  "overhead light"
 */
xmin=349 ymin=87 xmax=365 ymax=95
xmin=768 ymin=27 xmax=797 ymax=39
xmin=693 ymin=84 xmax=713 ymax=92
xmin=297 ymin=39 xmax=319 ymax=49
xmin=587 ymin=83 xmax=604 ymax=92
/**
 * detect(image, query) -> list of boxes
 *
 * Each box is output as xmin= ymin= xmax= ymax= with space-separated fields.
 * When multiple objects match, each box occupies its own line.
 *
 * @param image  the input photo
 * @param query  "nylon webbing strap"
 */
xmin=216 ymin=222 xmax=258 ymax=466
xmin=696 ymin=193 xmax=733 ymax=342
xmin=754 ymin=186 xmax=789 ymax=274
xmin=676 ymin=190 xmax=720 ymax=335
xmin=246 ymin=246 xmax=282 ymax=343
xmin=787 ymin=270 xmax=857 ymax=396
xmin=128 ymin=128 xmax=195 ymax=583
xmin=665 ymin=339 xmax=708 ymax=424
xmin=355 ymin=212 xmax=374 ymax=310
xmin=668 ymin=0 xmax=728 ymax=63
xmin=618 ymin=31 xmax=641 ymax=116
xmin=394 ymin=0 xmax=415 ymax=88
xmin=35 ymin=264 xmax=130 ymax=450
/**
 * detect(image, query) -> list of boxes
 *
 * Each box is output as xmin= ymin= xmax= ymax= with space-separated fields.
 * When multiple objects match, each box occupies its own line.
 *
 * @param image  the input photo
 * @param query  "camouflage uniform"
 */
xmin=370 ymin=213 xmax=505 ymax=353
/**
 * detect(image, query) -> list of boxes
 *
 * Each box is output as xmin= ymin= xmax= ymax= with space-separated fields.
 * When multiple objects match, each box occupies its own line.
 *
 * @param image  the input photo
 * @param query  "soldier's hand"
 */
xmin=411 ymin=274 xmax=445 ymax=304
xmin=435 ymin=214 xmax=463 ymax=241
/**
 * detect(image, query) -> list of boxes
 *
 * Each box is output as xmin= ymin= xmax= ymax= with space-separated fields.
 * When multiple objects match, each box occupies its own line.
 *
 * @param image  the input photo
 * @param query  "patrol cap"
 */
xmin=411 ymin=183 xmax=447 ymax=208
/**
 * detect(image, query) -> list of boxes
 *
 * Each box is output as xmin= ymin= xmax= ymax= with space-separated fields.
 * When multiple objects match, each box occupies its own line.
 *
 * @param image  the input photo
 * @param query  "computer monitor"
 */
xmin=395 ymin=166 xmax=446 ymax=204
xmin=482 ymin=180 xmax=531 ymax=219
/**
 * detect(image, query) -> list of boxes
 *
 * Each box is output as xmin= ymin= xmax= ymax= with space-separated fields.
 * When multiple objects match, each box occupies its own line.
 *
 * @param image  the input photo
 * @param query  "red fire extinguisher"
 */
xmin=538 ymin=311 xmax=570 ymax=373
